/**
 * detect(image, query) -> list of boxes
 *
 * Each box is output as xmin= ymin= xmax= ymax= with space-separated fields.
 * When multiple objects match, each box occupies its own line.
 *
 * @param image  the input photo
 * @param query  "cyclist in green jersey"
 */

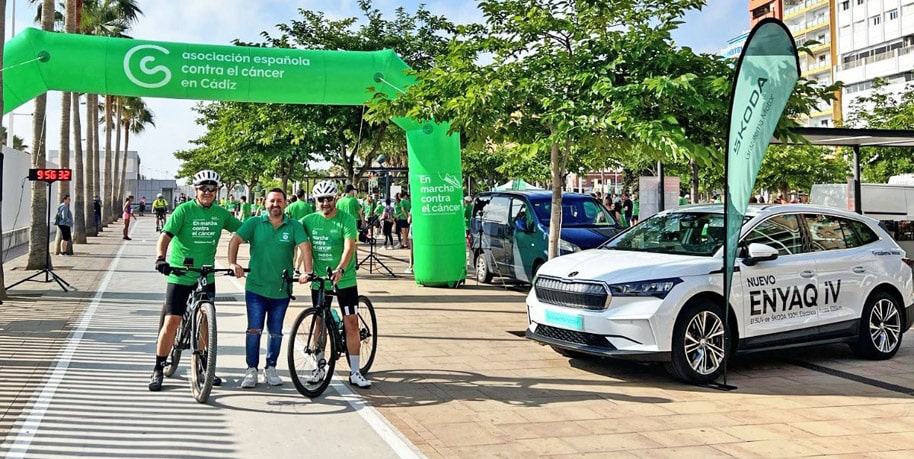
xmin=149 ymin=170 xmax=243 ymax=392
xmin=299 ymin=180 xmax=371 ymax=388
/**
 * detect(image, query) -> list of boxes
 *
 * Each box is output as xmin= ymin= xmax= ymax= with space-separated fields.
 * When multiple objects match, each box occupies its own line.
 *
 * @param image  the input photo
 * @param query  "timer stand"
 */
xmin=8 ymin=180 xmax=72 ymax=292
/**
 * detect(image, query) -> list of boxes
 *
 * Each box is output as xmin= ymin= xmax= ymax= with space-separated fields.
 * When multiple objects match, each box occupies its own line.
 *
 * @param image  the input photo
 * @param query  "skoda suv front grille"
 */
xmin=534 ymin=276 xmax=609 ymax=310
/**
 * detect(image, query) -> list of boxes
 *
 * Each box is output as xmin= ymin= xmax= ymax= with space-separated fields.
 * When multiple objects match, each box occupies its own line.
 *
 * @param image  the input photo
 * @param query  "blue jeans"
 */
xmin=245 ymin=291 xmax=290 ymax=369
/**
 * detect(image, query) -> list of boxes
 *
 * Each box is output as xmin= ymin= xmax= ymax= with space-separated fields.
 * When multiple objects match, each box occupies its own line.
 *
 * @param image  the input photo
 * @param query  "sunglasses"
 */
xmin=197 ymin=186 xmax=218 ymax=193
xmin=317 ymin=196 xmax=335 ymax=203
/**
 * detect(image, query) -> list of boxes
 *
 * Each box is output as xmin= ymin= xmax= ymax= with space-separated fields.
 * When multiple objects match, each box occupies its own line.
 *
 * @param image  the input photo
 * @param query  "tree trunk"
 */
xmin=73 ymin=93 xmax=87 ymax=243
xmin=112 ymin=98 xmax=122 ymax=208
xmin=547 ymin=141 xmax=563 ymax=260
xmin=690 ymin=159 xmax=699 ymax=204
xmin=92 ymin=94 xmax=101 ymax=231
xmin=25 ymin=0 xmax=55 ymax=271
xmin=120 ymin=125 xmax=130 ymax=206
xmin=85 ymin=93 xmax=98 ymax=236
xmin=0 ymin=0 xmax=8 ymax=299
xmin=54 ymin=91 xmax=73 ymax=255
xmin=104 ymin=95 xmax=115 ymax=226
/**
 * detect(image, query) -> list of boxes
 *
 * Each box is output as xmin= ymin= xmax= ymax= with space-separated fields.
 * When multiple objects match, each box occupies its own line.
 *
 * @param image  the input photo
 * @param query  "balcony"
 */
xmin=784 ymin=0 xmax=830 ymax=20
xmin=838 ymin=45 xmax=914 ymax=71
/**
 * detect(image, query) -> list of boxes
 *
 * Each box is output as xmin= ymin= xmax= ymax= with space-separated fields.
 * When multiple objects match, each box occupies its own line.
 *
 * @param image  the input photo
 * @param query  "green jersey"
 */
xmin=164 ymin=200 xmax=242 ymax=286
xmin=335 ymin=195 xmax=362 ymax=219
xmin=464 ymin=203 xmax=473 ymax=230
xmin=226 ymin=199 xmax=238 ymax=212
xmin=285 ymin=200 xmax=310 ymax=220
xmin=396 ymin=198 xmax=411 ymax=219
xmin=236 ymin=214 xmax=308 ymax=299
xmin=239 ymin=202 xmax=253 ymax=222
xmin=374 ymin=203 xmax=384 ymax=219
xmin=301 ymin=211 xmax=358 ymax=289
xmin=301 ymin=200 xmax=315 ymax=215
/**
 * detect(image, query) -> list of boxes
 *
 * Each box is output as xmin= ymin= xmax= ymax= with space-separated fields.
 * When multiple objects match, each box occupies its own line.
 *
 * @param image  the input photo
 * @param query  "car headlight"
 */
xmin=608 ymin=278 xmax=682 ymax=299
xmin=558 ymin=239 xmax=580 ymax=253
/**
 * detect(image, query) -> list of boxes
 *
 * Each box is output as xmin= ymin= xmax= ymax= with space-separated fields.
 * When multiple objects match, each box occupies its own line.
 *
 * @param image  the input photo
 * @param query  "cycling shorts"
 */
xmin=164 ymin=282 xmax=215 ymax=316
xmin=312 ymin=285 xmax=359 ymax=316
xmin=154 ymin=208 xmax=167 ymax=217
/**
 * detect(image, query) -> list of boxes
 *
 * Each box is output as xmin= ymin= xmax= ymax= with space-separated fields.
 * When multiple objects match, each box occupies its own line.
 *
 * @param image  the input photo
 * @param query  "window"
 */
xmin=843 ymin=219 xmax=879 ymax=247
xmin=857 ymin=0 xmax=865 ymax=5
xmin=889 ymin=9 xmax=899 ymax=20
xmin=820 ymin=119 xmax=830 ymax=127
xmin=804 ymin=214 xmax=847 ymax=251
xmin=841 ymin=1 xmax=850 ymax=10
xmin=872 ymin=15 xmax=882 ymax=25
xmin=481 ymin=196 xmax=509 ymax=223
xmin=743 ymin=214 xmax=804 ymax=256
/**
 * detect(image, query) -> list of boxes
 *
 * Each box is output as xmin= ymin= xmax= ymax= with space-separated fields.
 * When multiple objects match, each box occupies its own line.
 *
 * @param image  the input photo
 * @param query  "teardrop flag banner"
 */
xmin=3 ymin=27 xmax=466 ymax=287
xmin=723 ymin=18 xmax=801 ymax=382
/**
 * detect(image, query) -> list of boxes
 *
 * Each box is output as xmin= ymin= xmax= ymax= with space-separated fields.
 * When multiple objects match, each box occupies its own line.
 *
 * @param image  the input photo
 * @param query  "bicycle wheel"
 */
xmin=163 ymin=313 xmax=187 ymax=378
xmin=345 ymin=296 xmax=378 ymax=375
xmin=190 ymin=301 xmax=217 ymax=403
xmin=288 ymin=308 xmax=336 ymax=398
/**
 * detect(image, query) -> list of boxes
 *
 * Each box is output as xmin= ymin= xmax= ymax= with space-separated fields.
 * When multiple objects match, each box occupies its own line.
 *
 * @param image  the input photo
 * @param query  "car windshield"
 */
xmin=530 ymin=197 xmax=617 ymax=227
xmin=604 ymin=211 xmax=726 ymax=256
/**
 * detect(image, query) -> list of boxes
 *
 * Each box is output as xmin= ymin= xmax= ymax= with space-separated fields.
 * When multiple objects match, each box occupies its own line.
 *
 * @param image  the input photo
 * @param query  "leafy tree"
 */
xmin=845 ymin=79 xmax=914 ymax=182
xmin=371 ymin=0 xmax=739 ymax=258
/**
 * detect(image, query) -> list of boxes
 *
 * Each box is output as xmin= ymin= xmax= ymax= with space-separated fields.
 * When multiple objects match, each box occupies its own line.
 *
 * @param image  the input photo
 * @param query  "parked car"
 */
xmin=526 ymin=203 xmax=914 ymax=384
xmin=470 ymin=191 xmax=623 ymax=284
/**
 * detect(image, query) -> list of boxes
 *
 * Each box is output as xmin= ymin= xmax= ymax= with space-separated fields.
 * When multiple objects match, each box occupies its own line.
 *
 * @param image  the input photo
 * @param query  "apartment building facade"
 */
xmin=834 ymin=0 xmax=914 ymax=121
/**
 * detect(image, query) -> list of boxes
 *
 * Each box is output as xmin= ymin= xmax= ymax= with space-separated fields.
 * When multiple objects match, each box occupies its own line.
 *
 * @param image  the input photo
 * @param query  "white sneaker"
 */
xmin=264 ymin=367 xmax=283 ymax=386
xmin=307 ymin=368 xmax=326 ymax=384
xmin=240 ymin=368 xmax=258 ymax=388
xmin=349 ymin=371 xmax=371 ymax=388
xmin=404 ymin=268 xmax=413 ymax=274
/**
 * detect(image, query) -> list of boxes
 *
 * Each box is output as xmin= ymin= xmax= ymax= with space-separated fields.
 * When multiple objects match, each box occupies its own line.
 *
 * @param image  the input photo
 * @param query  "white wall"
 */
xmin=2 ymin=146 xmax=62 ymax=253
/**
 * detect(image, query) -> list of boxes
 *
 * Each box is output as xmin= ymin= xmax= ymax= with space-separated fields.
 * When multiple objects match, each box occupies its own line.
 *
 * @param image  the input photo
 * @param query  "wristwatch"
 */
xmin=336 ymin=267 xmax=345 ymax=275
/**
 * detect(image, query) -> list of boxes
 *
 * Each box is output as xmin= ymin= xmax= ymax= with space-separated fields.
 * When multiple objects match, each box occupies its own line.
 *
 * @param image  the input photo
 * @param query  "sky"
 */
xmin=4 ymin=0 xmax=749 ymax=181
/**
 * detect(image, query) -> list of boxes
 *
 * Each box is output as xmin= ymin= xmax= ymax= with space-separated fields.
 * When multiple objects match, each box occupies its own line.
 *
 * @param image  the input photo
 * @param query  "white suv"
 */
xmin=526 ymin=204 xmax=914 ymax=384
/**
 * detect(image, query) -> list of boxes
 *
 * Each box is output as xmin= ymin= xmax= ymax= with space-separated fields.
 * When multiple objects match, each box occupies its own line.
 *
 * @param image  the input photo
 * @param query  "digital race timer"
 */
xmin=28 ymin=168 xmax=73 ymax=182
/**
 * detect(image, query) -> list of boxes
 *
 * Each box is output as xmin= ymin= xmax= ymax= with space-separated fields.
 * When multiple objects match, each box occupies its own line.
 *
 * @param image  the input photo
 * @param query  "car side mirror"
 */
xmin=742 ymin=243 xmax=778 ymax=266
xmin=514 ymin=218 xmax=529 ymax=232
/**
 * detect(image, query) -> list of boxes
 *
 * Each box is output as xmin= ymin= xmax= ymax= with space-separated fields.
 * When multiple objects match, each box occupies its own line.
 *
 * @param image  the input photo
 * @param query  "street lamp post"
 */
xmin=7 ymin=112 xmax=33 ymax=148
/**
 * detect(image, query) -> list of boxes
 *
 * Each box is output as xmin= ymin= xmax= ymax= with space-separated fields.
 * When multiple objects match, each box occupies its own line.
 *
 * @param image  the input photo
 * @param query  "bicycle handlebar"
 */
xmin=170 ymin=265 xmax=246 ymax=277
xmin=281 ymin=266 xmax=335 ymax=300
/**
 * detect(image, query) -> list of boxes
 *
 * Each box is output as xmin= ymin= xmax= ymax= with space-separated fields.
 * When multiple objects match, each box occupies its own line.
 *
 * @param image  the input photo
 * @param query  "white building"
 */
xmin=834 ymin=0 xmax=914 ymax=121
xmin=721 ymin=31 xmax=749 ymax=60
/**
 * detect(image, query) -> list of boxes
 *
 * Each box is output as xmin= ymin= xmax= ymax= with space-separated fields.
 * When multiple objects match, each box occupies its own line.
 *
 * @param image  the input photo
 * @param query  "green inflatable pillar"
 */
xmin=396 ymin=119 xmax=466 ymax=287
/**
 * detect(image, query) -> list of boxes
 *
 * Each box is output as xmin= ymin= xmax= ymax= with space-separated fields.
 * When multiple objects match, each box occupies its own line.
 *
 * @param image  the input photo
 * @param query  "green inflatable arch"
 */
xmin=3 ymin=28 xmax=465 ymax=287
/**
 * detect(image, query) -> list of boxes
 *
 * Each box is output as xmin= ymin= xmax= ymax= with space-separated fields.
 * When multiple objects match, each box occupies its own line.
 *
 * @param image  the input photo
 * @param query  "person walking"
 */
xmin=122 ymin=196 xmax=135 ymax=241
xmin=55 ymin=194 xmax=74 ymax=255
xmin=148 ymin=170 xmax=243 ymax=392
xmin=93 ymin=196 xmax=102 ymax=234
xmin=238 ymin=195 xmax=253 ymax=222
xmin=139 ymin=196 xmax=147 ymax=216
xmin=298 ymin=180 xmax=371 ymax=388
xmin=335 ymin=184 xmax=363 ymax=228
xmin=228 ymin=188 xmax=311 ymax=388
xmin=396 ymin=192 xmax=411 ymax=248
xmin=381 ymin=198 xmax=395 ymax=249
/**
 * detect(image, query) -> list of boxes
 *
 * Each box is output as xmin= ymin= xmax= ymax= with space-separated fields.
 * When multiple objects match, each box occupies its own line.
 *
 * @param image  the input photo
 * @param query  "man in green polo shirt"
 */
xmin=299 ymin=180 xmax=370 ymax=388
xmin=150 ymin=169 xmax=242 ymax=392
xmin=228 ymin=188 xmax=311 ymax=388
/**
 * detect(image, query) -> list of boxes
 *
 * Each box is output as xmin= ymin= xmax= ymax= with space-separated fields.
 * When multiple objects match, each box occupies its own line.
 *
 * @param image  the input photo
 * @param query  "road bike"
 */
xmin=157 ymin=262 xmax=239 ymax=403
xmin=283 ymin=268 xmax=378 ymax=398
xmin=154 ymin=210 xmax=167 ymax=232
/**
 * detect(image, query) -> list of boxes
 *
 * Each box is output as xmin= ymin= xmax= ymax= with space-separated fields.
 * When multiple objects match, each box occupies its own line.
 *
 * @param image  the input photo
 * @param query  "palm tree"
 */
xmin=119 ymin=97 xmax=154 ymax=201
xmin=24 ymin=0 xmax=56 ymax=271
xmin=1 ymin=0 xmax=9 ymax=299
xmin=76 ymin=0 xmax=142 ymax=227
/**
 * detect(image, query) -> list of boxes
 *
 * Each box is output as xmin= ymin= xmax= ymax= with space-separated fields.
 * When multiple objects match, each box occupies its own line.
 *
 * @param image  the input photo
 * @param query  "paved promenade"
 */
xmin=3 ymin=216 xmax=914 ymax=457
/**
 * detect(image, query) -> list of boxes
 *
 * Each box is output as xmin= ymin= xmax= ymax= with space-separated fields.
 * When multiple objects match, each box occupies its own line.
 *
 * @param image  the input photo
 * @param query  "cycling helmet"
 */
xmin=156 ymin=193 xmax=163 ymax=198
xmin=312 ymin=180 xmax=338 ymax=199
xmin=192 ymin=169 xmax=221 ymax=186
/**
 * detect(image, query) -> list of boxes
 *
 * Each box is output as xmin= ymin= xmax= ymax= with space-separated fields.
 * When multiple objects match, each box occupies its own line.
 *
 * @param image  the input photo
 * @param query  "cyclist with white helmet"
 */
xmin=298 ymin=180 xmax=371 ymax=388
xmin=149 ymin=170 xmax=243 ymax=392
xmin=151 ymin=193 xmax=169 ymax=233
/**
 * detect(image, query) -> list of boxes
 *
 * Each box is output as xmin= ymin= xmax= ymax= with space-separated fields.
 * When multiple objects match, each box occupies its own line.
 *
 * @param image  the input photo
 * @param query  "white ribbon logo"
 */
xmin=123 ymin=44 xmax=172 ymax=88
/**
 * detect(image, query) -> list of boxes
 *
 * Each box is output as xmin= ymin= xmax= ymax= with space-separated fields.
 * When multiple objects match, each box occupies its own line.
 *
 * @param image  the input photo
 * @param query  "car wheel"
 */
xmin=475 ymin=253 xmax=493 ymax=283
xmin=665 ymin=302 xmax=729 ymax=384
xmin=851 ymin=291 xmax=903 ymax=360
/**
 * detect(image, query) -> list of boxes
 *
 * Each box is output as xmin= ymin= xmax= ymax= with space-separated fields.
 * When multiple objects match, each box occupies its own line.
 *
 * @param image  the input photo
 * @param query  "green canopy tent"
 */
xmin=493 ymin=180 xmax=542 ymax=191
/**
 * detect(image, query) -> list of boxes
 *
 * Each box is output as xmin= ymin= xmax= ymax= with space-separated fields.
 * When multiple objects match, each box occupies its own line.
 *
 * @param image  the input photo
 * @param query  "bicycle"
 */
xmin=154 ymin=209 xmax=167 ymax=232
xmin=156 ymin=262 xmax=240 ymax=403
xmin=283 ymin=267 xmax=378 ymax=398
